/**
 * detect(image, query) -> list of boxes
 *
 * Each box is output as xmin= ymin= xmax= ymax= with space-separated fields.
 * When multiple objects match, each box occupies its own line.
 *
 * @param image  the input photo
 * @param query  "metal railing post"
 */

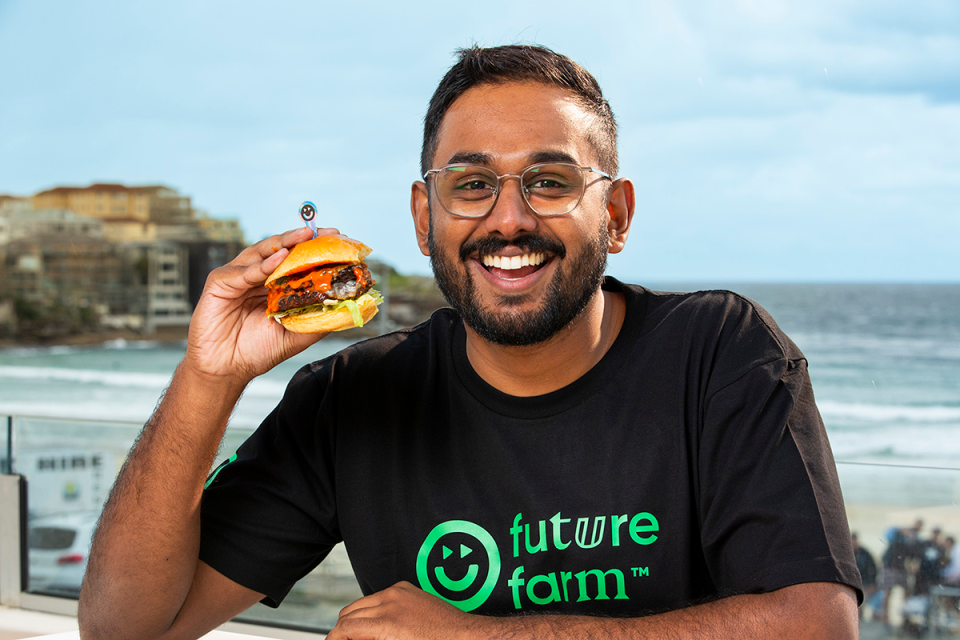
xmin=3 ymin=415 xmax=12 ymax=474
xmin=0 ymin=473 xmax=27 ymax=606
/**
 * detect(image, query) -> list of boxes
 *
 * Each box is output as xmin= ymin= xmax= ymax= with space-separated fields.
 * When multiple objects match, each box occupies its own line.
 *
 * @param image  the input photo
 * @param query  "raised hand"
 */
xmin=185 ymin=226 xmax=331 ymax=386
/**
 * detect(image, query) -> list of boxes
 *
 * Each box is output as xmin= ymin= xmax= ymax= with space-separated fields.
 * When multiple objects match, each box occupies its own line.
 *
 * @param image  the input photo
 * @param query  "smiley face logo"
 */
xmin=416 ymin=520 xmax=500 ymax=612
xmin=299 ymin=201 xmax=317 ymax=222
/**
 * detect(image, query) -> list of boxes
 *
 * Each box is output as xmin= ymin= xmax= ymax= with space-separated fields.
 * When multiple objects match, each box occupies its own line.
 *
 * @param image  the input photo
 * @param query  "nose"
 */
xmin=483 ymin=177 xmax=538 ymax=238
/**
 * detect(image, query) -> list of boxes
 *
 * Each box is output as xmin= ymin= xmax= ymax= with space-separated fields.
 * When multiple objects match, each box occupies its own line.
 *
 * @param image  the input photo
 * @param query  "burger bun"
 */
xmin=277 ymin=294 xmax=380 ymax=334
xmin=266 ymin=233 xmax=372 ymax=287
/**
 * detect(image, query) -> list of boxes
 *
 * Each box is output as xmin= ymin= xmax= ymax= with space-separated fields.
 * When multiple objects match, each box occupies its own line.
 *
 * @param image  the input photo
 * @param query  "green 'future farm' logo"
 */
xmin=416 ymin=511 xmax=660 ymax=612
xmin=416 ymin=520 xmax=501 ymax=611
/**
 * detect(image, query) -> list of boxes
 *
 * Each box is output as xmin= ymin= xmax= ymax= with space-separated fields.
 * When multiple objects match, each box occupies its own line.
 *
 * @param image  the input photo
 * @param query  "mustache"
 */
xmin=459 ymin=235 xmax=566 ymax=262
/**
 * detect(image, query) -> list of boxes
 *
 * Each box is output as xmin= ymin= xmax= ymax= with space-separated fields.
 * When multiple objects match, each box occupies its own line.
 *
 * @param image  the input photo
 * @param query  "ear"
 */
xmin=410 ymin=181 xmax=431 ymax=256
xmin=605 ymin=178 xmax=635 ymax=255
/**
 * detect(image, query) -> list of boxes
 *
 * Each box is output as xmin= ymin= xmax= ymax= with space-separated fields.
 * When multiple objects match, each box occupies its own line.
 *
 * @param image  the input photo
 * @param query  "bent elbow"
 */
xmin=777 ymin=582 xmax=859 ymax=640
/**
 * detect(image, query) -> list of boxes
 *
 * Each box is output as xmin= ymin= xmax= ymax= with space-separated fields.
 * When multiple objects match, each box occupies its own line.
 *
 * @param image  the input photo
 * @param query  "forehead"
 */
xmin=432 ymin=82 xmax=600 ymax=169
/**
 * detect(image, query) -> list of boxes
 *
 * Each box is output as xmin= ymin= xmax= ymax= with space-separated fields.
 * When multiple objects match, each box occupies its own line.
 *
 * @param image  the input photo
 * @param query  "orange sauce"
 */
xmin=266 ymin=264 xmax=370 ymax=315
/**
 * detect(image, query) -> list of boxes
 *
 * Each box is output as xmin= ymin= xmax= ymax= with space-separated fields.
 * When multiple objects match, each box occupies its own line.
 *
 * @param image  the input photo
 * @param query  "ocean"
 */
xmin=2 ymin=283 xmax=957 ymax=468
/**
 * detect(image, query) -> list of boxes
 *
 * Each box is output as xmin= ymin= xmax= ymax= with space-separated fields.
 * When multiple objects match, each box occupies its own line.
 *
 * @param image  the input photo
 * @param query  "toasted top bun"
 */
xmin=278 ymin=294 xmax=380 ymax=333
xmin=266 ymin=234 xmax=372 ymax=287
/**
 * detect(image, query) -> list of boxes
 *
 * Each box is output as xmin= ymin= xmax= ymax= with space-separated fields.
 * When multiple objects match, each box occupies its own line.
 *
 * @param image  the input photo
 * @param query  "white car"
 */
xmin=28 ymin=511 xmax=99 ymax=596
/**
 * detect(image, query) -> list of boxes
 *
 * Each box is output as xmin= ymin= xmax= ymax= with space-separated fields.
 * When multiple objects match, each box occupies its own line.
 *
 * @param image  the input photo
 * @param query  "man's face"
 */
xmin=418 ymin=82 xmax=613 ymax=346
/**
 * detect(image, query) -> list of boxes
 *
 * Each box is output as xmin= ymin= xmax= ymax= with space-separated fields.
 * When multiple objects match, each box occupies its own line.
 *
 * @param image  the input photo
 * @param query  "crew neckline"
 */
xmin=451 ymin=277 xmax=647 ymax=420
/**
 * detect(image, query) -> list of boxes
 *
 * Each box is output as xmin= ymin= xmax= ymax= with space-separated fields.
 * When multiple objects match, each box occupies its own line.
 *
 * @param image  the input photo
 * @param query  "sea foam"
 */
xmin=819 ymin=400 xmax=960 ymax=424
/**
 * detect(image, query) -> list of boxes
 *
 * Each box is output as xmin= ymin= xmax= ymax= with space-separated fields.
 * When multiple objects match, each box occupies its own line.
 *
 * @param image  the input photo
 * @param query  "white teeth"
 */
xmin=481 ymin=253 xmax=546 ymax=270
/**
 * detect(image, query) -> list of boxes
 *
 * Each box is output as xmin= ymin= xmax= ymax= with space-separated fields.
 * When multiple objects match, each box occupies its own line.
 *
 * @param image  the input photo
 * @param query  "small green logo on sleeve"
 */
xmin=203 ymin=453 xmax=237 ymax=489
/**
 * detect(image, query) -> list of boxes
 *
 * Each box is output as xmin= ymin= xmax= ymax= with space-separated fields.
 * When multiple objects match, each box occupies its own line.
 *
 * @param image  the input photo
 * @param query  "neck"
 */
xmin=464 ymin=287 xmax=626 ymax=397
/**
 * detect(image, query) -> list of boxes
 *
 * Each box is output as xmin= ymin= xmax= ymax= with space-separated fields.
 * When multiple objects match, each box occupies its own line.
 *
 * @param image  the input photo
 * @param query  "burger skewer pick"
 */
xmin=264 ymin=202 xmax=382 ymax=333
xmin=299 ymin=200 xmax=318 ymax=238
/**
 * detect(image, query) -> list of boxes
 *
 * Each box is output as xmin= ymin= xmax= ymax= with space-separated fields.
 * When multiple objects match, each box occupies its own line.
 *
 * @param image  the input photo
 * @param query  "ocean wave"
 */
xmin=829 ymin=424 xmax=960 ymax=465
xmin=0 ymin=365 xmax=290 ymax=398
xmin=102 ymin=339 xmax=165 ymax=350
xmin=793 ymin=333 xmax=960 ymax=360
xmin=0 ymin=400 xmax=154 ymax=424
xmin=0 ymin=344 xmax=87 ymax=357
xmin=0 ymin=366 xmax=172 ymax=389
xmin=819 ymin=400 xmax=960 ymax=423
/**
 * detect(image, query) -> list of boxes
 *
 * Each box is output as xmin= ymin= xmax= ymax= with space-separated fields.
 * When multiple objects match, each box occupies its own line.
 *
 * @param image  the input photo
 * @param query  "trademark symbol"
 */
xmin=631 ymin=567 xmax=649 ymax=577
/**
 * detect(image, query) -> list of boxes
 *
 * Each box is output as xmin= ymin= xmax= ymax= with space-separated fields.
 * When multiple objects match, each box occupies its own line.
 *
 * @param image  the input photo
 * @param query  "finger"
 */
xmin=329 ymin=615 xmax=389 ymax=640
xmin=326 ymin=615 xmax=383 ymax=640
xmin=228 ymin=227 xmax=307 ymax=269
xmin=232 ymin=232 xmax=322 ymax=288
xmin=248 ymin=227 xmax=315 ymax=261
xmin=235 ymin=226 xmax=344 ymax=270
xmin=201 ymin=264 xmax=271 ymax=302
xmin=339 ymin=593 xmax=381 ymax=619
xmin=256 ymin=226 xmax=343 ymax=259
xmin=279 ymin=328 xmax=328 ymax=357
xmin=258 ymin=246 xmax=291 ymax=277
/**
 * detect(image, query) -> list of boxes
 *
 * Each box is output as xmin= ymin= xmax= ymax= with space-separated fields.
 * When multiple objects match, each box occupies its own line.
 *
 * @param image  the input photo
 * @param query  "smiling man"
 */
xmin=80 ymin=45 xmax=861 ymax=640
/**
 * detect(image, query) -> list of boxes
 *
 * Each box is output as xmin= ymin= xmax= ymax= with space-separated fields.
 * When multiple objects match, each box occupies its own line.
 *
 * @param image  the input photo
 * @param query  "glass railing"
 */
xmin=837 ymin=460 xmax=960 ymax=638
xmin=6 ymin=413 xmax=360 ymax=634
xmin=3 ymin=413 xmax=960 ymax=637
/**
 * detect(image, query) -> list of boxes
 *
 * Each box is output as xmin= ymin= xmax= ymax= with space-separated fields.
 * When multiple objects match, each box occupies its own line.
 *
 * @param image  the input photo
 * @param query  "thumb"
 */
xmin=275 ymin=327 xmax=329 ymax=361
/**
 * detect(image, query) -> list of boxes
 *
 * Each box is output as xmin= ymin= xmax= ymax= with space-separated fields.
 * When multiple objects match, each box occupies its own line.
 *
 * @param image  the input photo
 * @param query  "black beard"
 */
xmin=429 ymin=219 xmax=609 ymax=347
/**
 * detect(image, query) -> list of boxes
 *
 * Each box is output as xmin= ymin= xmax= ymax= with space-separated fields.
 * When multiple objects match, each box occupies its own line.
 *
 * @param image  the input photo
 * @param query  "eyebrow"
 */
xmin=444 ymin=150 xmax=581 ymax=168
xmin=530 ymin=150 xmax=579 ymax=165
xmin=446 ymin=152 xmax=491 ymax=165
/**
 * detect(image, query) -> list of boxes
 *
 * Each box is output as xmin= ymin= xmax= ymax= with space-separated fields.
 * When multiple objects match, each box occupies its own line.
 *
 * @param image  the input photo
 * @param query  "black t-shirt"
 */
xmin=200 ymin=278 xmax=862 ymax=615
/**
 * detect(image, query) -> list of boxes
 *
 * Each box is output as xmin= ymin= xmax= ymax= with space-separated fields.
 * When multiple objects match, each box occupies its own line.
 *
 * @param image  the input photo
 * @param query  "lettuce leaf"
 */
xmin=343 ymin=299 xmax=362 ymax=326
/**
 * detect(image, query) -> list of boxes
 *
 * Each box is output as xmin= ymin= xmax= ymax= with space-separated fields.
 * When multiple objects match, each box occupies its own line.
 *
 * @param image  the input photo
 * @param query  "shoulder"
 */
xmin=619 ymin=279 xmax=798 ymax=350
xmin=610 ymin=278 xmax=806 ymax=387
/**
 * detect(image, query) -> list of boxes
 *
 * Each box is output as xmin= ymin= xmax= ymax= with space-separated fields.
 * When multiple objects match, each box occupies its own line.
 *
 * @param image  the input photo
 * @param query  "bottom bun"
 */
xmin=278 ymin=296 xmax=380 ymax=334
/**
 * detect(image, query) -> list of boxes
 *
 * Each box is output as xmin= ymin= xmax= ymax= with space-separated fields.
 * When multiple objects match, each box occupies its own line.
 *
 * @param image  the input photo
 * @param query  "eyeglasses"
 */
xmin=423 ymin=162 xmax=612 ymax=218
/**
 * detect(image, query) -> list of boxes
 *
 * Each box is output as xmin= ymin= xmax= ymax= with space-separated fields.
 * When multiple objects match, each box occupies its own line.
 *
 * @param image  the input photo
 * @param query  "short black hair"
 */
xmin=421 ymin=44 xmax=618 ymax=178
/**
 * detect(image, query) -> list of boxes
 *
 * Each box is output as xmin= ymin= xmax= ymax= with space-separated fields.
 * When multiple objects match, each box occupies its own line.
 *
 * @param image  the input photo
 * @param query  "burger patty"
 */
xmin=267 ymin=263 xmax=374 ymax=315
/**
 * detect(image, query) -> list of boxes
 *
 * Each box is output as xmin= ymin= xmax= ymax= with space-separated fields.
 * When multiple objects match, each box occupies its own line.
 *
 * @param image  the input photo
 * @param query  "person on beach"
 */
xmin=79 ymin=44 xmax=862 ymax=639
xmin=945 ymin=537 xmax=960 ymax=585
xmin=917 ymin=526 xmax=948 ymax=595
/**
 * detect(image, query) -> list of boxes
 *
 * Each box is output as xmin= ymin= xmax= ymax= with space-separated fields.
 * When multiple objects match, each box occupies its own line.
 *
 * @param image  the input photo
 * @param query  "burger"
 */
xmin=265 ymin=233 xmax=382 ymax=333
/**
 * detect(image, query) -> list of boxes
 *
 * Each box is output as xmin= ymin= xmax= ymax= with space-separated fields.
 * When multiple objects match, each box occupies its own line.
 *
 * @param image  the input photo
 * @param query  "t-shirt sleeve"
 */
xmin=199 ymin=363 xmax=341 ymax=607
xmin=697 ymin=346 xmax=863 ymax=603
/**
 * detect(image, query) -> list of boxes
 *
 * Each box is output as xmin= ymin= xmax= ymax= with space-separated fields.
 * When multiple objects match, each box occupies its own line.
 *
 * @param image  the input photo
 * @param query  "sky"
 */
xmin=1 ymin=0 xmax=958 ymax=283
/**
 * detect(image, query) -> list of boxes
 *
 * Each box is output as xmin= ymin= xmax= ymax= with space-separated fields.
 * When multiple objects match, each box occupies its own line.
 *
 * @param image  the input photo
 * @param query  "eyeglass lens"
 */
xmin=434 ymin=163 xmax=587 ymax=217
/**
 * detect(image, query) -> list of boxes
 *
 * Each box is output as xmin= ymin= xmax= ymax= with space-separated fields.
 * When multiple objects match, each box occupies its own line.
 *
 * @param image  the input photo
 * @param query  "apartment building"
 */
xmin=0 ymin=184 xmax=247 ymax=339
xmin=32 ymin=183 xmax=192 ymax=243
xmin=32 ymin=183 xmax=191 ymax=222
xmin=119 ymin=242 xmax=193 ymax=333
xmin=1 ymin=227 xmax=126 ymax=335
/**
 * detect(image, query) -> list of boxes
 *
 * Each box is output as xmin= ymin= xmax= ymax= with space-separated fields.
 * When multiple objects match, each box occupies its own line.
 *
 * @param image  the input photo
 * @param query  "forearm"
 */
xmin=329 ymin=581 xmax=857 ymax=640
xmin=79 ymin=362 xmax=247 ymax=639
xmin=481 ymin=583 xmax=858 ymax=640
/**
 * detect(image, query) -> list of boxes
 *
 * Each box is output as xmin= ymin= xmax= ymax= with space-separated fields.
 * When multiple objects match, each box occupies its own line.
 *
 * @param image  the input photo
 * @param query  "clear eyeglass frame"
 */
xmin=422 ymin=162 xmax=612 ymax=218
